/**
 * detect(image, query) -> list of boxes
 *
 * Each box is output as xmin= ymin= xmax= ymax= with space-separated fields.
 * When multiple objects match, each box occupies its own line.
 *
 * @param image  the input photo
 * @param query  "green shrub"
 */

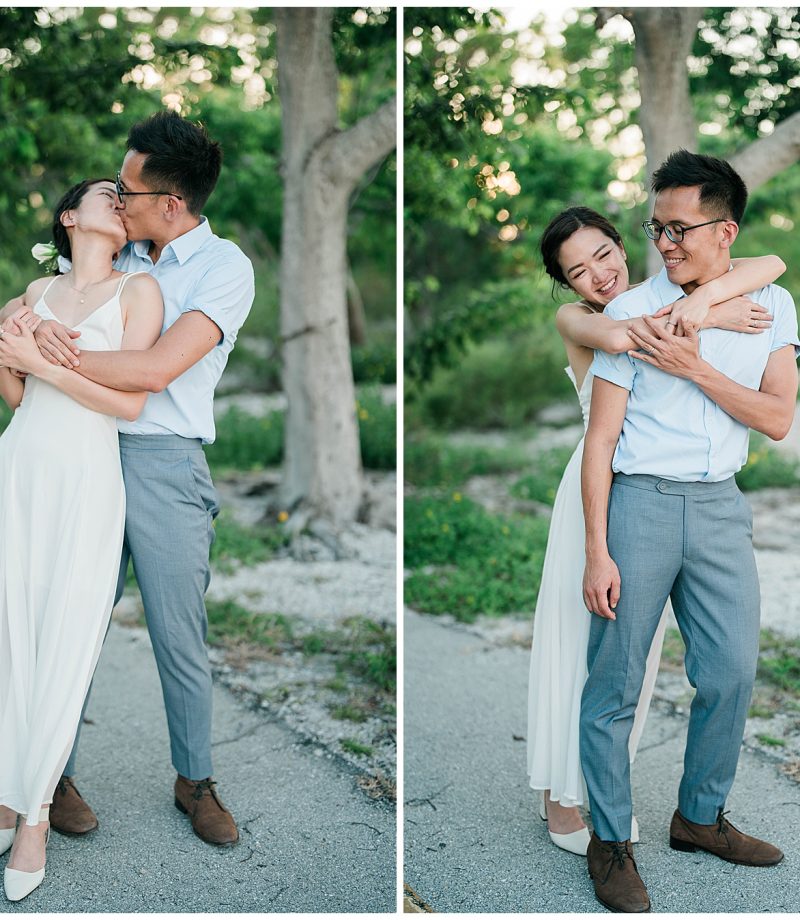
xmin=210 ymin=510 xmax=288 ymax=573
xmin=207 ymin=390 xmax=396 ymax=473
xmin=736 ymin=434 xmax=800 ymax=491
xmin=205 ymin=407 xmax=284 ymax=471
xmin=404 ymin=494 xmax=550 ymax=621
xmin=405 ymin=435 xmax=529 ymax=487
xmin=511 ymin=447 xmax=575 ymax=505
xmin=409 ymin=329 xmax=574 ymax=431
xmin=357 ymin=387 xmax=396 ymax=470
xmin=352 ymin=340 xmax=397 ymax=385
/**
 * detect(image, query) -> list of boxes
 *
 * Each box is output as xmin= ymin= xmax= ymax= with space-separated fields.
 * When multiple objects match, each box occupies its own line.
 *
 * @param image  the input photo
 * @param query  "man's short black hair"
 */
xmin=127 ymin=110 xmax=222 ymax=216
xmin=651 ymin=149 xmax=748 ymax=225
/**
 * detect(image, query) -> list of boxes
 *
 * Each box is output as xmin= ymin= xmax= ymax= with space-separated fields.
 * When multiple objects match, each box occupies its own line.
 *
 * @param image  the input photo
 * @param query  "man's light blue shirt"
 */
xmin=115 ymin=218 xmax=254 ymax=444
xmin=590 ymin=268 xmax=800 ymax=482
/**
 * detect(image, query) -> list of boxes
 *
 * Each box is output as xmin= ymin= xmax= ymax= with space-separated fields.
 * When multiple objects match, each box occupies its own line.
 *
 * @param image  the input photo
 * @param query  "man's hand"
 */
xmin=583 ymin=550 xmax=620 ymax=620
xmin=627 ymin=314 xmax=704 ymax=380
xmin=34 ymin=319 xmax=81 ymax=367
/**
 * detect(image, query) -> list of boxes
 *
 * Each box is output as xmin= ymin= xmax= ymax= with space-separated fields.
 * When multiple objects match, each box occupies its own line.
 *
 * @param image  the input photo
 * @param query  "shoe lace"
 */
xmin=602 ymin=842 xmax=632 ymax=884
xmin=191 ymin=778 xmax=218 ymax=802
xmin=716 ymin=809 xmax=733 ymax=844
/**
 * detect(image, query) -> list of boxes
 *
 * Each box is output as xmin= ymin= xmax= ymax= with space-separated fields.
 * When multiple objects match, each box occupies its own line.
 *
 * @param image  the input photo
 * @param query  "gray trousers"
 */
xmin=65 ymin=434 xmax=219 ymax=781
xmin=580 ymin=473 xmax=760 ymax=842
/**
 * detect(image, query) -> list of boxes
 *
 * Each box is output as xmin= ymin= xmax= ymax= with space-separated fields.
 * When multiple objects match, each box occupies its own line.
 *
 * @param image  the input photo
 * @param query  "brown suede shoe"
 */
xmin=49 ymin=777 xmax=98 ymax=836
xmin=670 ymin=809 xmax=783 ymax=866
xmin=587 ymin=833 xmax=650 ymax=913
xmin=174 ymin=776 xmax=239 ymax=847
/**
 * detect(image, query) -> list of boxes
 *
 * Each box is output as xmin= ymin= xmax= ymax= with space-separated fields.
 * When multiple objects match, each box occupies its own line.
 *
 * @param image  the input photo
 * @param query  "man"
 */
xmin=580 ymin=149 xmax=798 ymax=912
xmin=7 ymin=111 xmax=254 ymax=847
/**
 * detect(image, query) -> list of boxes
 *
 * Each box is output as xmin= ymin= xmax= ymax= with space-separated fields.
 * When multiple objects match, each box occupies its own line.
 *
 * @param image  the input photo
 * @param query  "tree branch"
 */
xmin=320 ymin=96 xmax=397 ymax=190
xmin=729 ymin=111 xmax=800 ymax=193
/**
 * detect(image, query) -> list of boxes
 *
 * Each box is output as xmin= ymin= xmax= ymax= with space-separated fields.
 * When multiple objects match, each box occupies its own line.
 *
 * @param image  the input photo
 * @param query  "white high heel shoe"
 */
xmin=0 ymin=826 xmax=15 ymax=858
xmin=4 ymin=806 xmax=49 ymax=902
xmin=539 ymin=795 xmax=591 ymax=856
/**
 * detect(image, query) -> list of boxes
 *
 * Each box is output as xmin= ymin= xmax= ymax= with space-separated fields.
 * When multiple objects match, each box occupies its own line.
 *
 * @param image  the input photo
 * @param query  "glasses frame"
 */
xmin=641 ymin=218 xmax=728 ymax=243
xmin=115 ymin=171 xmax=183 ymax=201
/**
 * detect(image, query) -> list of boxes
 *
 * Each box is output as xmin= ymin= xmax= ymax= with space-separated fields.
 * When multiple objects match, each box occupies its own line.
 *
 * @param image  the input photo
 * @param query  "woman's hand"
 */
xmin=0 ymin=317 xmax=52 ymax=376
xmin=654 ymin=291 xmax=712 ymax=336
xmin=706 ymin=296 xmax=773 ymax=334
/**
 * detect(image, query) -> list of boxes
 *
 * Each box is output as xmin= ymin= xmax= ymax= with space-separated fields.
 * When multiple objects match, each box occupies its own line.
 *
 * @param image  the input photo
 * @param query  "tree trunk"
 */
xmin=275 ymin=8 xmax=396 ymax=525
xmin=626 ymin=8 xmax=701 ymax=275
xmin=728 ymin=111 xmax=800 ymax=192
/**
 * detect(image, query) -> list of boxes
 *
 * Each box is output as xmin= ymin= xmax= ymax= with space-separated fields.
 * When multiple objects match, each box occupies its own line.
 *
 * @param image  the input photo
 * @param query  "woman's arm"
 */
xmin=556 ymin=301 xmax=636 ymax=355
xmin=661 ymin=255 xmax=785 ymax=332
xmin=0 ymin=274 xmax=164 ymax=420
xmin=0 ymin=366 xmax=24 ymax=410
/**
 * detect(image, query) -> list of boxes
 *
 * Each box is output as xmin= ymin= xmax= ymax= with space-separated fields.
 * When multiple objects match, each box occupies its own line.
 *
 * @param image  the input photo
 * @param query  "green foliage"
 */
xmin=0 ymin=7 xmax=396 ymax=336
xmin=404 ymin=7 xmax=800 ymax=422
xmin=405 ymin=436 xmax=529 ymax=487
xmin=736 ymin=435 xmax=800 ymax=491
xmin=410 ymin=328 xmax=574 ymax=430
xmin=404 ymin=493 xmax=550 ymax=620
xmin=356 ymin=387 xmax=396 ymax=471
xmin=205 ymin=407 xmax=284 ymax=471
xmin=352 ymin=339 xmax=397 ymax=385
xmin=511 ymin=447 xmax=575 ymax=505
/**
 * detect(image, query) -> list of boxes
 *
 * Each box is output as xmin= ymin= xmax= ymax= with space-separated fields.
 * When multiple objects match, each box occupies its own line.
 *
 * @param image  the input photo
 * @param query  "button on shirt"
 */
xmin=590 ymin=268 xmax=800 ymax=482
xmin=115 ymin=218 xmax=254 ymax=444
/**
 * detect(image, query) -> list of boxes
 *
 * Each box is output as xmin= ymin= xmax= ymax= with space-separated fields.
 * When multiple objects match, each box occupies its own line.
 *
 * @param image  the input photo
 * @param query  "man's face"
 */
xmin=116 ymin=149 xmax=158 ymax=242
xmin=651 ymin=185 xmax=733 ymax=290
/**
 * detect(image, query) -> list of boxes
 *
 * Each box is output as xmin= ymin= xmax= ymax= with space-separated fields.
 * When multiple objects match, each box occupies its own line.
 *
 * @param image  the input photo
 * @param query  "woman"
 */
xmin=527 ymin=206 xmax=783 ymax=855
xmin=0 ymin=179 xmax=163 ymax=901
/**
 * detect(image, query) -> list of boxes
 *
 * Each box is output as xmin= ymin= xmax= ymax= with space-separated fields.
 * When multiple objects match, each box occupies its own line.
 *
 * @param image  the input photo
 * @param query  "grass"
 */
xmin=210 ymin=509 xmax=288 ymax=573
xmin=757 ymin=629 xmax=800 ymax=694
xmin=405 ymin=436 xmax=530 ymax=487
xmin=205 ymin=599 xmax=294 ymax=650
xmin=511 ymin=447 xmax=575 ymax=505
xmin=341 ymin=738 xmax=373 ymax=757
xmin=404 ymin=493 xmax=550 ymax=621
xmin=300 ymin=616 xmax=397 ymax=695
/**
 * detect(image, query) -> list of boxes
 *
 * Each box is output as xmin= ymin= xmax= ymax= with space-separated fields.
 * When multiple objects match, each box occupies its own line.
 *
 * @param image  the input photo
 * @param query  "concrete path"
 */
xmin=404 ymin=609 xmax=800 ymax=913
xmin=9 ymin=622 xmax=395 ymax=913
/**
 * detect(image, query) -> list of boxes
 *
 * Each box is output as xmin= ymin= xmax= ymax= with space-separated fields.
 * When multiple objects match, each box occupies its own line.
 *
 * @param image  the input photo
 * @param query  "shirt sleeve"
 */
xmin=590 ymin=347 xmax=637 ymax=391
xmin=181 ymin=254 xmax=255 ymax=345
xmin=767 ymin=287 xmax=800 ymax=357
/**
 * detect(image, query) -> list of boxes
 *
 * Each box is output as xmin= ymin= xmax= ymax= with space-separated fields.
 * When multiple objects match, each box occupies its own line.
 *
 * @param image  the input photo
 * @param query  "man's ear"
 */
xmin=719 ymin=220 xmax=739 ymax=250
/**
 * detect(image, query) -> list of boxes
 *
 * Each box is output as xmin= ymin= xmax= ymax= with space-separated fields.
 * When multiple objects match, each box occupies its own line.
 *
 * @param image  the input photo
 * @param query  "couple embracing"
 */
xmin=0 ymin=110 xmax=254 ymax=902
xmin=528 ymin=150 xmax=798 ymax=912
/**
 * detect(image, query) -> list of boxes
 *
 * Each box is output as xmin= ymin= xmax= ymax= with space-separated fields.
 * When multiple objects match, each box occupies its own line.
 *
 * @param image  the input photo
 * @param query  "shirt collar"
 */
xmin=652 ymin=267 xmax=686 ymax=306
xmin=131 ymin=217 xmax=213 ymax=266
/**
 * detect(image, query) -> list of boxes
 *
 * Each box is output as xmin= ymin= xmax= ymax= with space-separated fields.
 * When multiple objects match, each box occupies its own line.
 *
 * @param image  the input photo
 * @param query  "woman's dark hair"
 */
xmin=540 ymin=206 xmax=624 ymax=292
xmin=127 ymin=110 xmax=222 ymax=216
xmin=651 ymin=149 xmax=748 ymax=225
xmin=52 ymin=178 xmax=114 ymax=272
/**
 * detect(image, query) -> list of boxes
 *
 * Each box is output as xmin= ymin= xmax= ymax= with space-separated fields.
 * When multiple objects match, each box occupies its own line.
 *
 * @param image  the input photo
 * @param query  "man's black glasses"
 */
xmin=116 ymin=171 xmax=182 ymax=201
xmin=642 ymin=218 xmax=728 ymax=243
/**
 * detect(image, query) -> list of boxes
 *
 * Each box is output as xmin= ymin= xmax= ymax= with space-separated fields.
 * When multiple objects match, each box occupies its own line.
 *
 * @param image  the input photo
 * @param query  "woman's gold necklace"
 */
xmin=66 ymin=271 xmax=114 ymax=305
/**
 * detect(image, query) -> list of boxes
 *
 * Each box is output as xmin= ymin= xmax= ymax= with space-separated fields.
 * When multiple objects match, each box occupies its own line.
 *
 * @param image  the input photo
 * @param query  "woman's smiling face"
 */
xmin=557 ymin=225 xmax=629 ymax=308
